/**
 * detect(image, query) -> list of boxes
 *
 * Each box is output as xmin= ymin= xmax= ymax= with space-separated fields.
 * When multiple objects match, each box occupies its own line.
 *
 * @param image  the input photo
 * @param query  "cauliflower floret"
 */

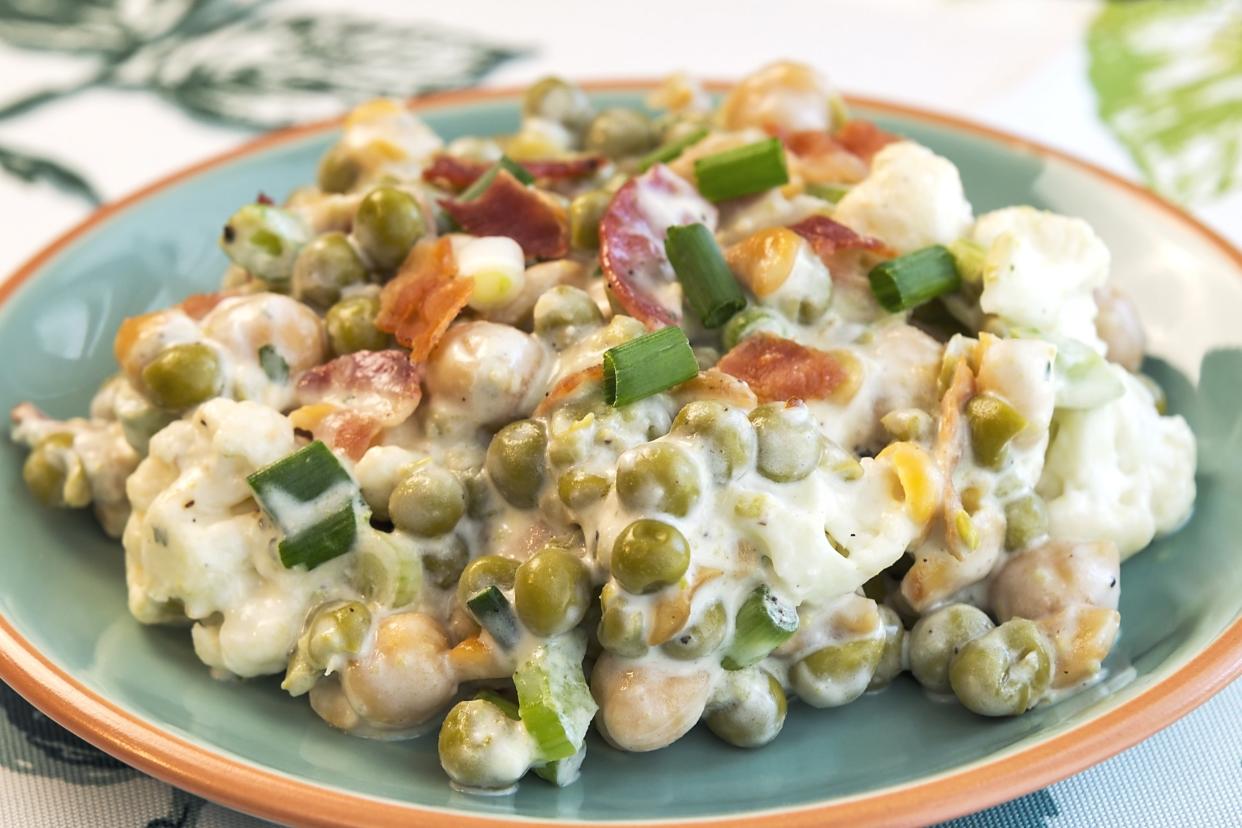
xmin=973 ymin=207 xmax=1109 ymax=352
xmin=833 ymin=142 xmax=973 ymax=253
xmin=123 ymin=399 xmax=355 ymax=676
xmin=1037 ymin=368 xmax=1196 ymax=559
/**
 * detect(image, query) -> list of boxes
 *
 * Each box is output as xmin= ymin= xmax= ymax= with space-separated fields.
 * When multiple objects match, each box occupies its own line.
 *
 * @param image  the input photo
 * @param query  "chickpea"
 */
xmin=591 ymin=653 xmax=711 ymax=752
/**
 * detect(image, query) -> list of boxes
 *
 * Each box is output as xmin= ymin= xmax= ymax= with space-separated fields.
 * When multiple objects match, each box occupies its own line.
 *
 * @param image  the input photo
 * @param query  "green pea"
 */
xmin=522 ymin=76 xmax=594 ymax=132
xmin=438 ymin=699 xmax=533 ymax=790
xmin=317 ymin=144 xmax=362 ymax=194
xmin=949 ymin=618 xmax=1054 ymax=716
xmin=868 ymin=605 xmax=907 ymax=690
xmin=671 ymin=401 xmax=757 ymax=482
xmin=597 ymin=599 xmax=649 ymax=657
xmin=662 ymin=602 xmax=728 ymax=660
xmin=584 ymin=108 xmax=656 ymax=158
xmin=1004 ymin=494 xmax=1049 ymax=551
xmin=533 ymin=285 xmax=603 ymax=338
xmin=706 ymin=669 xmax=787 ymax=749
xmin=457 ymin=554 xmax=521 ymax=608
xmin=422 ymin=536 xmax=470 ymax=590
xmin=22 ymin=434 xmax=86 ymax=509
xmin=141 ymin=343 xmax=222 ymax=410
xmin=568 ymin=190 xmax=611 ymax=250
xmin=388 ymin=465 xmax=466 ymax=537
xmin=219 ymin=203 xmax=310 ymax=288
xmin=353 ymin=186 xmax=425 ymax=273
xmin=611 ymin=518 xmax=690 ymax=595
xmin=749 ymin=403 xmax=822 ymax=482
xmin=616 ymin=442 xmax=701 ymax=517
xmin=291 ymin=232 xmax=368 ymax=310
xmin=325 ymin=294 xmax=391 ymax=355
xmin=306 ymin=601 xmax=372 ymax=668
xmin=908 ymin=603 xmax=995 ymax=693
xmin=486 ymin=419 xmax=547 ymax=509
xmin=790 ymin=638 xmax=884 ymax=708
xmin=557 ymin=469 xmax=611 ymax=509
xmin=514 ymin=546 xmax=592 ymax=637
xmin=966 ymin=393 xmax=1027 ymax=468
xmin=722 ymin=306 xmax=789 ymax=352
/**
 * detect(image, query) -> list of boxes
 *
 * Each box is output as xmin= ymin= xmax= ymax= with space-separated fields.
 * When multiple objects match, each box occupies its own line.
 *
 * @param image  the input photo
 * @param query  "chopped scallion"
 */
xmin=637 ymin=126 xmax=709 ymax=172
xmin=278 ymin=502 xmax=358 ymax=569
xmin=258 ymin=344 xmax=288 ymax=383
xmin=693 ymin=138 xmax=789 ymax=202
xmin=721 ymin=585 xmax=799 ymax=670
xmin=514 ymin=634 xmax=596 ymax=761
xmin=459 ymin=154 xmax=535 ymax=200
xmin=467 ymin=585 xmax=521 ymax=650
xmin=947 ymin=238 xmax=988 ymax=285
xmin=868 ymin=245 xmax=962 ymax=313
xmin=805 ymin=182 xmax=851 ymax=204
xmin=474 ymin=689 xmax=521 ymax=720
xmin=665 ymin=223 xmax=746 ymax=328
xmin=603 ymin=325 xmax=699 ymax=406
xmin=533 ymin=743 xmax=587 ymax=787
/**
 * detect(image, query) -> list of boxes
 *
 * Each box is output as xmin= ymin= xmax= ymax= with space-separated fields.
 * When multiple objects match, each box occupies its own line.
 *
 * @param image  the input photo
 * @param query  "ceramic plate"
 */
xmin=1 ymin=84 xmax=1240 ymax=828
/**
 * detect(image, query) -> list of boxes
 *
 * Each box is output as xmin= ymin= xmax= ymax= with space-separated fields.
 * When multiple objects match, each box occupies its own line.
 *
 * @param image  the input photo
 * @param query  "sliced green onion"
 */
xmin=665 ymin=223 xmax=746 ymax=328
xmin=603 ymin=325 xmax=698 ymax=406
xmin=475 ymin=688 xmax=521 ymax=720
xmin=693 ymin=138 xmax=789 ymax=202
xmin=247 ymin=440 xmax=362 ymax=570
xmin=947 ymin=238 xmax=988 ymax=286
xmin=805 ymin=182 xmax=851 ymax=204
xmin=721 ymin=585 xmax=799 ymax=670
xmin=637 ymin=126 xmax=709 ymax=172
xmin=258 ymin=344 xmax=289 ymax=383
xmin=868 ymin=245 xmax=962 ymax=313
xmin=460 ymin=154 xmax=535 ymax=200
xmin=514 ymin=633 xmax=597 ymax=761
xmin=1050 ymin=336 xmax=1124 ymax=409
xmin=278 ymin=502 xmax=358 ymax=569
xmin=467 ymin=585 xmax=521 ymax=650
xmin=533 ymin=743 xmax=586 ymax=787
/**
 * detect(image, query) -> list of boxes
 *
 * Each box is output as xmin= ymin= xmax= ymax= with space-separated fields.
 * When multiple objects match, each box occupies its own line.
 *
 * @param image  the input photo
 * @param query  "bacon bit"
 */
xmin=783 ymin=130 xmax=869 ymax=185
xmin=179 ymin=291 xmax=235 ymax=320
xmin=256 ymin=192 xmax=274 ymax=206
xmin=788 ymin=214 xmax=894 ymax=261
xmin=376 ymin=238 xmax=473 ymax=361
xmin=717 ymin=334 xmax=861 ymax=404
xmin=533 ymin=364 xmax=604 ymax=417
xmin=113 ymin=310 xmax=163 ymax=371
xmin=600 ymin=165 xmax=718 ymax=328
xmin=439 ymin=170 xmax=569 ymax=259
xmin=422 ymin=154 xmax=605 ymax=191
xmin=833 ymin=120 xmax=900 ymax=163
xmin=671 ymin=370 xmax=758 ymax=410
xmin=295 ymin=350 xmax=424 ymax=460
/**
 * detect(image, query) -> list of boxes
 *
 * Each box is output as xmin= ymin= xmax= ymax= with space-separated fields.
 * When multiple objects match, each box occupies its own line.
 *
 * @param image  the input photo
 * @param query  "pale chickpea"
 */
xmin=1094 ymin=286 xmax=1146 ymax=372
xmin=590 ymin=654 xmax=711 ymax=752
xmin=719 ymin=61 xmax=841 ymax=133
xmin=200 ymin=292 xmax=327 ymax=377
xmin=425 ymin=321 xmax=550 ymax=428
xmin=989 ymin=539 xmax=1120 ymax=622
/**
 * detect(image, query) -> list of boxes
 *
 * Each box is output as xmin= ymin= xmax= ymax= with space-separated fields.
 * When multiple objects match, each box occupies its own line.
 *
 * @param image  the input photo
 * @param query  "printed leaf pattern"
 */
xmin=121 ymin=15 xmax=528 ymax=128
xmin=0 ymin=145 xmax=102 ymax=204
xmin=1088 ymin=0 xmax=1242 ymax=203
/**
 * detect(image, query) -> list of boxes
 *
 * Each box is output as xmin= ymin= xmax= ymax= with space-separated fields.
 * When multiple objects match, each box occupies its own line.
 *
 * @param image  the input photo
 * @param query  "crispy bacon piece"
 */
xmin=833 ymin=120 xmax=900 ymax=163
xmin=788 ymin=214 xmax=893 ymax=260
xmin=439 ymin=170 xmax=569 ymax=259
xmin=783 ymin=130 xmax=869 ymax=185
xmin=295 ymin=349 xmax=423 ymax=459
xmin=376 ymin=238 xmax=473 ymax=361
xmin=179 ymin=290 xmax=237 ymax=320
xmin=717 ymin=334 xmax=859 ymax=404
xmin=422 ymin=154 xmax=605 ymax=191
xmin=599 ymin=165 xmax=718 ymax=327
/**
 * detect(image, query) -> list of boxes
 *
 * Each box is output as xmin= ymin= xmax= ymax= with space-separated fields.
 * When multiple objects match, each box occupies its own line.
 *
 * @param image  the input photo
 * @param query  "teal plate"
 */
xmin=1 ymin=86 xmax=1240 ymax=828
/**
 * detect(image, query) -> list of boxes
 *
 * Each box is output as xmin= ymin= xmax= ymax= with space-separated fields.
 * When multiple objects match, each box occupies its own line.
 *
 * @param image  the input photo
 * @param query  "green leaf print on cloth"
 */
xmin=1088 ymin=0 xmax=1242 ymax=203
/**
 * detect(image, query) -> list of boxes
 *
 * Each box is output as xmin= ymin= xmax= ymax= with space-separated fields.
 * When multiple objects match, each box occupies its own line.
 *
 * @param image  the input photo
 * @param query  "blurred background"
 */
xmin=0 ymin=1 xmax=1239 ymax=826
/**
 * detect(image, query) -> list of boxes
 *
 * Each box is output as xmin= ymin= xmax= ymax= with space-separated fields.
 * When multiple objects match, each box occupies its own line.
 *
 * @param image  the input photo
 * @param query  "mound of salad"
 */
xmin=10 ymin=61 xmax=1196 ymax=792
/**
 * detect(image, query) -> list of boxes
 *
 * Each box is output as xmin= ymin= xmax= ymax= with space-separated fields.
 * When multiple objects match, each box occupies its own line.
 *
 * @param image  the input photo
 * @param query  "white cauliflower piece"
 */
xmin=973 ymin=207 xmax=1109 ymax=351
xmin=833 ymin=142 xmax=973 ymax=253
xmin=1038 ymin=368 xmax=1196 ymax=559
xmin=123 ymin=399 xmax=355 ymax=676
